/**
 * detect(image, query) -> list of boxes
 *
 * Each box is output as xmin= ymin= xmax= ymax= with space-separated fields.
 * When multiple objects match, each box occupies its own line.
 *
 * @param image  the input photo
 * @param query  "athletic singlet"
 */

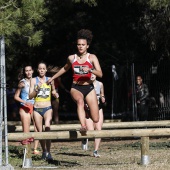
xmin=20 ymin=79 xmax=34 ymax=105
xmin=94 ymin=80 xmax=101 ymax=103
xmin=34 ymin=77 xmax=51 ymax=102
xmin=72 ymin=53 xmax=93 ymax=82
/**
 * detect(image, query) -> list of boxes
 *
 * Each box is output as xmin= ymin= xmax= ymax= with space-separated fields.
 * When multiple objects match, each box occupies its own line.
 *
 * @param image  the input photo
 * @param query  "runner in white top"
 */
xmin=82 ymin=73 xmax=106 ymax=157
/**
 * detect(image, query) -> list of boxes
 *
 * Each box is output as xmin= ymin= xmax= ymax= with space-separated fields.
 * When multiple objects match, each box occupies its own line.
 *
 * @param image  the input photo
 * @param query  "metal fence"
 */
xmin=111 ymin=59 xmax=170 ymax=121
xmin=0 ymin=36 xmax=14 ymax=169
xmin=135 ymin=59 xmax=170 ymax=120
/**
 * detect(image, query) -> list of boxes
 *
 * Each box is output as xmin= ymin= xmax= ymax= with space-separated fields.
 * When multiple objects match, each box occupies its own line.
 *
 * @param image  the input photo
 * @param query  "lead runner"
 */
xmin=47 ymin=29 xmax=103 ymax=133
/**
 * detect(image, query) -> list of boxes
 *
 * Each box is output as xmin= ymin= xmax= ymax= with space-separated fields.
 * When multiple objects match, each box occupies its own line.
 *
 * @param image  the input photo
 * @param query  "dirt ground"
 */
xmin=7 ymin=137 xmax=170 ymax=170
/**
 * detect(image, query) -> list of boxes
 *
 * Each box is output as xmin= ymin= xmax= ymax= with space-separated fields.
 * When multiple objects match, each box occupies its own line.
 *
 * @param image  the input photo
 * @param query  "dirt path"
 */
xmin=8 ymin=137 xmax=170 ymax=170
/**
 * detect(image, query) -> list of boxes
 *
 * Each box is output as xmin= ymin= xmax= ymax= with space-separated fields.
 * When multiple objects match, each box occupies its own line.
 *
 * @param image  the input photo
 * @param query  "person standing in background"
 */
xmin=136 ymin=75 xmax=149 ymax=121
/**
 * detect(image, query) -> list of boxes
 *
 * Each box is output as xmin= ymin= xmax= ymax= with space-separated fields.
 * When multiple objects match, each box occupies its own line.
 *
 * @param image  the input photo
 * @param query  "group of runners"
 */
xmin=14 ymin=29 xmax=106 ymax=160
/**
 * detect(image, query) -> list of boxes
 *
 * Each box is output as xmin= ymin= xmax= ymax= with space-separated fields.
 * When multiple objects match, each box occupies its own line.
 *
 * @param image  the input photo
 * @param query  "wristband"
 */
xmin=89 ymin=68 xmax=94 ymax=73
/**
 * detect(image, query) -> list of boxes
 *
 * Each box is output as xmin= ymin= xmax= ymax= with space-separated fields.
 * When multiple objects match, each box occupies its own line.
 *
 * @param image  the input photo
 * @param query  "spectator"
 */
xmin=136 ymin=76 xmax=149 ymax=121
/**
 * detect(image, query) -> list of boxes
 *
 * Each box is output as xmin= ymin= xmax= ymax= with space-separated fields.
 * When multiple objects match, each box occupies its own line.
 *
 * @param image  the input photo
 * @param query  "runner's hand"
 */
xmin=52 ymin=92 xmax=59 ymax=98
xmin=46 ymin=78 xmax=52 ymax=85
xmin=24 ymin=102 xmax=33 ymax=107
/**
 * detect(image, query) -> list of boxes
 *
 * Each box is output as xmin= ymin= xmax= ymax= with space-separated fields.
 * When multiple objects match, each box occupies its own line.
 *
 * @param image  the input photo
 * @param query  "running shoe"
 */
xmin=28 ymin=137 xmax=34 ymax=142
xmin=81 ymin=139 xmax=88 ymax=150
xmin=80 ymin=126 xmax=87 ymax=135
xmin=46 ymin=152 xmax=53 ymax=161
xmin=93 ymin=150 xmax=100 ymax=158
xmin=21 ymin=139 xmax=29 ymax=145
xmin=33 ymin=149 xmax=40 ymax=155
xmin=21 ymin=137 xmax=34 ymax=145
xmin=41 ymin=152 xmax=47 ymax=160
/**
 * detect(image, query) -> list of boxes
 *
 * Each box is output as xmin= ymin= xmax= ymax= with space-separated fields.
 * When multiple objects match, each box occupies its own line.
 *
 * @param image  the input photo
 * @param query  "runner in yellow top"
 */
xmin=34 ymin=77 xmax=51 ymax=103
xmin=29 ymin=61 xmax=59 ymax=161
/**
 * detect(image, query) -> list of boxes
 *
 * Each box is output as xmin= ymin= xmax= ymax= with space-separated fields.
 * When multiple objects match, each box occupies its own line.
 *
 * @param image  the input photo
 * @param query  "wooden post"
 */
xmin=22 ymin=143 xmax=32 ymax=168
xmin=141 ymin=137 xmax=150 ymax=165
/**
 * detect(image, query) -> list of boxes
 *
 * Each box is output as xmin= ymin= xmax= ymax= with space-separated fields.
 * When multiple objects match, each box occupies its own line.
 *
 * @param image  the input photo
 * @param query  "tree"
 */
xmin=0 ymin=0 xmax=48 ymax=46
xmin=72 ymin=0 xmax=97 ymax=6
xmin=0 ymin=0 xmax=48 ymax=81
xmin=128 ymin=0 xmax=170 ymax=59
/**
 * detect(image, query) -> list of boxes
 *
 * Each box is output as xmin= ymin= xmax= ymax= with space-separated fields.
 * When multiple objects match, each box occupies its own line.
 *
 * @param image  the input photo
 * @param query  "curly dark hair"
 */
xmin=77 ymin=29 xmax=93 ymax=45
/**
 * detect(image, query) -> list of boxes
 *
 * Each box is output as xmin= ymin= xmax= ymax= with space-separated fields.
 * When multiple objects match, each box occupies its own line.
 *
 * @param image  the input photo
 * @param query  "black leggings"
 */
xmin=137 ymin=104 xmax=148 ymax=121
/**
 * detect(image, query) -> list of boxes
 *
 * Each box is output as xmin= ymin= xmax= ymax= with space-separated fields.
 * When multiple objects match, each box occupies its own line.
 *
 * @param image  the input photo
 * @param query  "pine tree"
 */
xmin=0 ymin=0 xmax=48 ymax=46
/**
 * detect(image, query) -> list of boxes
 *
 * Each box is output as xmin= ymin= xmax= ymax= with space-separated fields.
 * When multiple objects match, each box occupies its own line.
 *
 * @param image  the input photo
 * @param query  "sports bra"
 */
xmin=34 ymin=77 xmax=51 ymax=102
xmin=72 ymin=53 xmax=93 ymax=82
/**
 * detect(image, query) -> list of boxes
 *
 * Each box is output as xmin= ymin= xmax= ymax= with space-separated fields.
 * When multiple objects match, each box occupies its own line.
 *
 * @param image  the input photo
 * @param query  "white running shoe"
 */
xmin=81 ymin=139 xmax=88 ymax=150
xmin=93 ymin=150 xmax=100 ymax=158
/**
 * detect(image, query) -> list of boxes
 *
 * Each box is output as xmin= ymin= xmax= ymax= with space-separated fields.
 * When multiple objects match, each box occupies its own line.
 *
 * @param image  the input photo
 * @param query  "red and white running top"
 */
xmin=72 ymin=53 xmax=93 ymax=82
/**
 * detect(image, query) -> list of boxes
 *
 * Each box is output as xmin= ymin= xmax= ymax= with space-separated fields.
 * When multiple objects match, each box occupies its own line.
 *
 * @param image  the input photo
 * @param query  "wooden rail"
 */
xmin=8 ymin=120 xmax=170 ymax=132
xmin=8 ymin=122 xmax=170 ymax=166
xmin=8 ymin=128 xmax=170 ymax=140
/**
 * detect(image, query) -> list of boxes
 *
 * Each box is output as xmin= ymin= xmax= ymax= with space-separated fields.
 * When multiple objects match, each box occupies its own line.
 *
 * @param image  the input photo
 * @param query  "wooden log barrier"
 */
xmin=10 ymin=120 xmax=170 ymax=132
xmin=8 ymin=128 xmax=170 ymax=140
xmin=8 ymin=128 xmax=170 ymax=166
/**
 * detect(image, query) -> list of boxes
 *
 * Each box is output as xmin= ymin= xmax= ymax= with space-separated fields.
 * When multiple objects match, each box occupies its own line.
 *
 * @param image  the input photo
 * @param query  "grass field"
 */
xmin=6 ymin=137 xmax=170 ymax=170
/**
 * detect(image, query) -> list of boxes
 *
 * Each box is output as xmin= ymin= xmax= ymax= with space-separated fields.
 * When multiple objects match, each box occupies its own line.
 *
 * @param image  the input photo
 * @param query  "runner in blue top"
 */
xmin=14 ymin=65 xmax=40 ymax=154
